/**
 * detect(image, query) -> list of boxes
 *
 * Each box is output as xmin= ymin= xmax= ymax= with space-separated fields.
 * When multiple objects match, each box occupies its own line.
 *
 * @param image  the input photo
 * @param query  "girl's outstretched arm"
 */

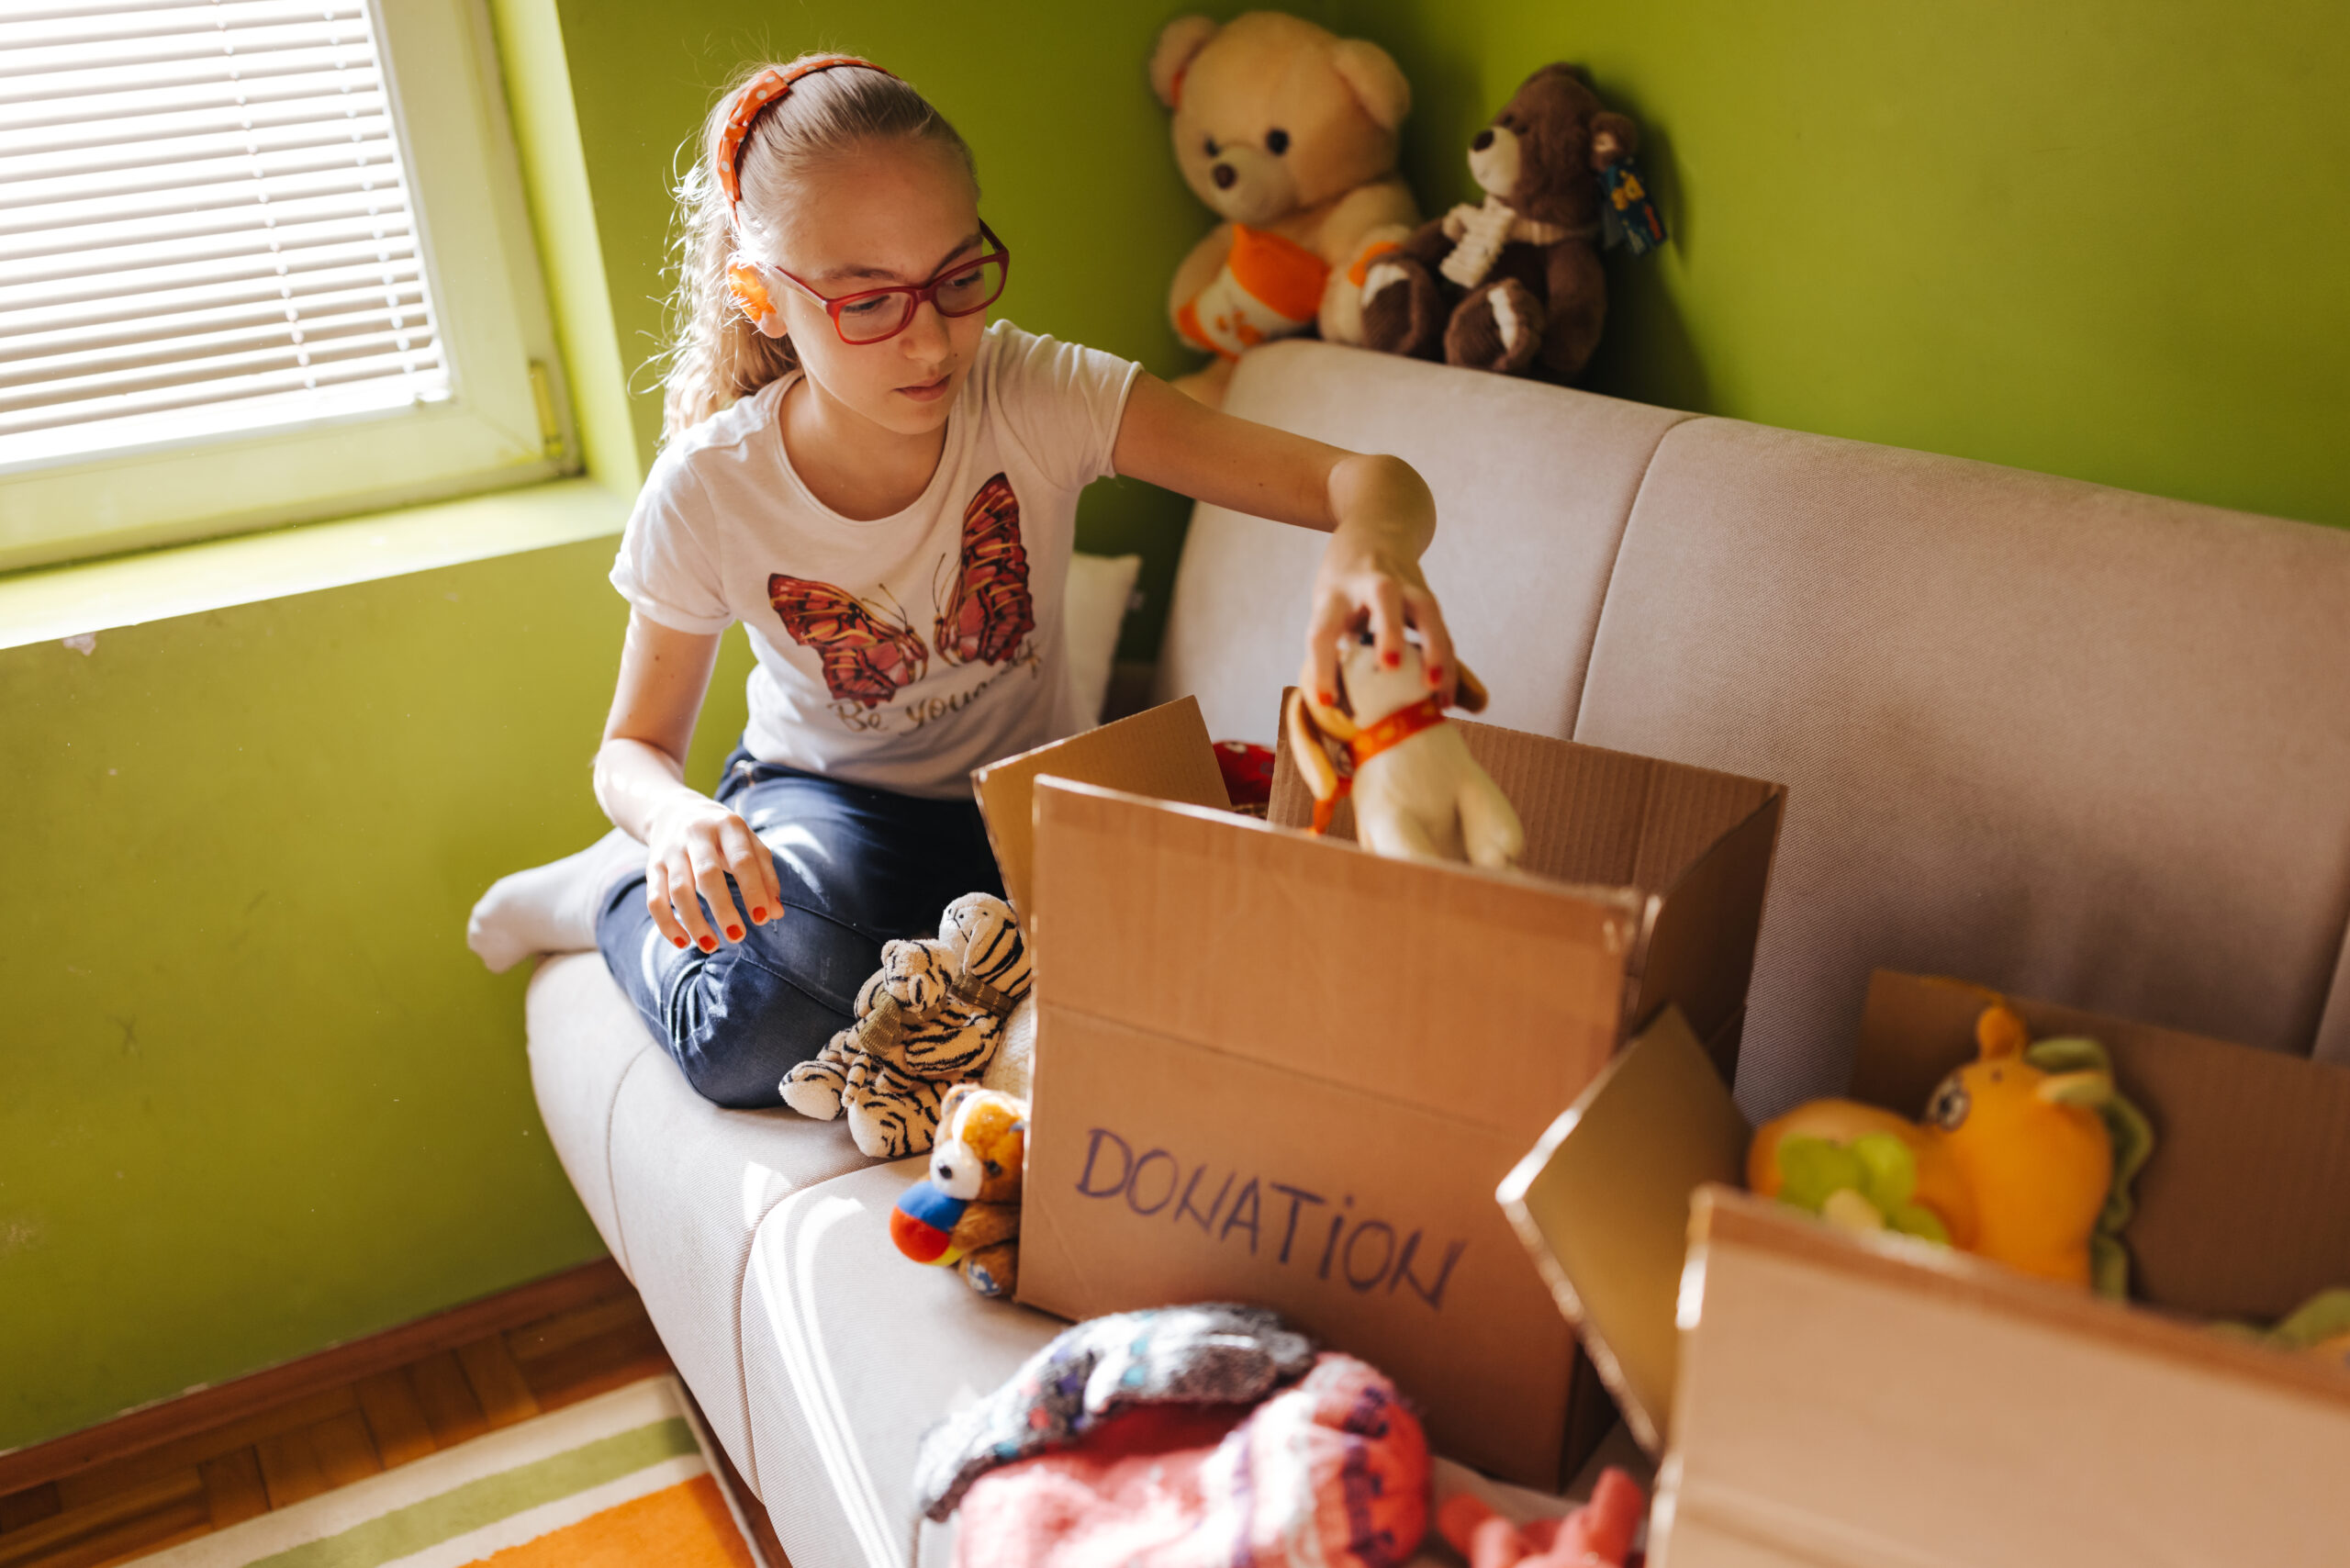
xmin=594 ymin=611 xmax=785 ymax=952
xmin=1111 ymin=372 xmax=1457 ymax=709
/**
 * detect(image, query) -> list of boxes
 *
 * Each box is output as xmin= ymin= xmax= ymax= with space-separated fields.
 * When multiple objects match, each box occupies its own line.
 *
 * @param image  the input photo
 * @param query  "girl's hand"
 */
xmin=641 ymin=789 xmax=784 ymax=953
xmin=1300 ymin=457 xmax=1458 ymax=711
xmin=1102 ymin=378 xmax=1456 ymax=707
xmin=594 ymin=615 xmax=779 ymax=954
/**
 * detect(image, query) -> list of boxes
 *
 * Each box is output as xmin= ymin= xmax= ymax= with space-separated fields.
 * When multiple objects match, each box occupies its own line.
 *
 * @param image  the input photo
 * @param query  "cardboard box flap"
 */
xmin=1498 ymin=1006 xmax=1753 ymax=1454
xmin=1851 ymin=971 xmax=2350 ymax=1322
xmin=971 ymin=697 xmax=1231 ymax=916
xmin=1628 ymin=794 xmax=1783 ymax=1070
xmin=1268 ymin=704 xmax=1779 ymax=895
xmin=1032 ymin=777 xmax=1639 ymax=1141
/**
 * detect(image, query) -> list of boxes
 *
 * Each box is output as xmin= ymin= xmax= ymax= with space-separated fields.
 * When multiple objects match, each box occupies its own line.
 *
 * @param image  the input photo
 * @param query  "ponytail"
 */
xmin=657 ymin=57 xmax=978 ymax=440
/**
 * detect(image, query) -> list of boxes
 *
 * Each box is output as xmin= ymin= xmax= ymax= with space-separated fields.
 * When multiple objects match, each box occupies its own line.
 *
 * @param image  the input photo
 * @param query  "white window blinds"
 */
xmin=0 ymin=0 xmax=449 ymax=472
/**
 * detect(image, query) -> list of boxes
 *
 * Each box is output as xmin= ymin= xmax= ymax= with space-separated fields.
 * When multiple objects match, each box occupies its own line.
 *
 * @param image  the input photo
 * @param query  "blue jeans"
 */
xmin=596 ymin=747 xmax=1006 ymax=1108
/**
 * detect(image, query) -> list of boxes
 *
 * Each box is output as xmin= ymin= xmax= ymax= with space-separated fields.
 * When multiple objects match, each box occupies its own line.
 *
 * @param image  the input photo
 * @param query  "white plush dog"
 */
xmin=1284 ymin=635 xmax=1525 ymax=868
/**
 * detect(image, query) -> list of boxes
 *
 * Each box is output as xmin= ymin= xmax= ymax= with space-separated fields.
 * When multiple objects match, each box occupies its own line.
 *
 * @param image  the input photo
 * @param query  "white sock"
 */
xmin=466 ymin=828 xmax=644 ymax=974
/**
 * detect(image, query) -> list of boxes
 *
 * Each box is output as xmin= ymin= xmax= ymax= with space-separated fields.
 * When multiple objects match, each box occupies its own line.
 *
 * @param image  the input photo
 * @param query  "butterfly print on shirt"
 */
xmin=933 ymin=473 xmax=1035 ymax=666
xmin=767 ymin=576 xmax=930 ymax=710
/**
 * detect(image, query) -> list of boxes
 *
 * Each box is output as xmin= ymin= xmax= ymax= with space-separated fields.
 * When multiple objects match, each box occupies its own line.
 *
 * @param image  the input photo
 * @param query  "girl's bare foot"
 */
xmin=466 ymin=829 xmax=643 ymax=973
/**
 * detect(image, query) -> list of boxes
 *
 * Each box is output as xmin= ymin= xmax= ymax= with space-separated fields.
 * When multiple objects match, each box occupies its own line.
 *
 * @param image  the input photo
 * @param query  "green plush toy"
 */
xmin=1774 ymin=1130 xmax=1953 ymax=1244
xmin=2214 ymin=1289 xmax=2350 ymax=1370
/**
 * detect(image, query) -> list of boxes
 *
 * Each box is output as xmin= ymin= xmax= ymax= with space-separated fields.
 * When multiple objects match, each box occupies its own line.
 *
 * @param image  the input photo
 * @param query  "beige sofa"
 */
xmin=523 ymin=340 xmax=2350 ymax=1567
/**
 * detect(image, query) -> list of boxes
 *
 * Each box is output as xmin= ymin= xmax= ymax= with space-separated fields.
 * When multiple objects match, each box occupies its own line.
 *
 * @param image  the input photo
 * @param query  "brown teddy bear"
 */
xmin=1150 ymin=12 xmax=1418 ymax=406
xmin=1359 ymin=65 xmax=1636 ymax=381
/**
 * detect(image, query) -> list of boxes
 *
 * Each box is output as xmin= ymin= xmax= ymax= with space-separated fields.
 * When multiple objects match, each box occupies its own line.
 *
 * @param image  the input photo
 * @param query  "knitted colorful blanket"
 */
xmin=913 ymin=1305 xmax=1428 ymax=1567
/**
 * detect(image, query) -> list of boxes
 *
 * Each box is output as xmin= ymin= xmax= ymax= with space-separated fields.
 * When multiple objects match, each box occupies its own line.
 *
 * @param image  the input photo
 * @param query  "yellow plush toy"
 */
xmin=1148 ymin=13 xmax=1419 ymax=407
xmin=1751 ymin=1002 xmax=2153 ymax=1294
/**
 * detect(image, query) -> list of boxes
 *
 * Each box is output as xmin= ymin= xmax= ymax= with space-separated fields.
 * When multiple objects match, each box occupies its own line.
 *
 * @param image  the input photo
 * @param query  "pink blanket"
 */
xmin=953 ymin=1352 xmax=1428 ymax=1568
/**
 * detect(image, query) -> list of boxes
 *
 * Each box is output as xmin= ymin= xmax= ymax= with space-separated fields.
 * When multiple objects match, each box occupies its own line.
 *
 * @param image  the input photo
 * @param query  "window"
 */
xmin=0 ymin=0 xmax=569 ymax=574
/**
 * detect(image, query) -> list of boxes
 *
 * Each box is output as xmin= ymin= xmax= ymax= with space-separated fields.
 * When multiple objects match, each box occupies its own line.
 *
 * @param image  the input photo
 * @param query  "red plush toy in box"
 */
xmin=1214 ymin=740 xmax=1276 ymax=815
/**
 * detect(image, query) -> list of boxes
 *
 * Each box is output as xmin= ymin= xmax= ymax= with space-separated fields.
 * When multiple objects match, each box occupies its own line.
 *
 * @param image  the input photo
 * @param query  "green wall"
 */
xmin=1338 ymin=0 xmax=2349 ymax=527
xmin=5 ymin=0 xmax=2344 ymax=1455
xmin=0 ymin=546 xmax=757 ymax=1450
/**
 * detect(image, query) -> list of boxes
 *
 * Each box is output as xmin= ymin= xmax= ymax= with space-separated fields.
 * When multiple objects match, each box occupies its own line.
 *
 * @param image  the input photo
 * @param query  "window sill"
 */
xmin=0 ymin=477 xmax=630 ymax=652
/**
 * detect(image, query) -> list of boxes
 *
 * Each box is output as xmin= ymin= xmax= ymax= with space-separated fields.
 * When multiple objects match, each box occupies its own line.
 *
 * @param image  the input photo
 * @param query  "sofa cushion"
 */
xmin=524 ymin=954 xmax=655 ymax=1272
xmin=606 ymin=1038 xmax=875 ymax=1486
xmin=741 ymin=1158 xmax=1065 ymax=1566
xmin=524 ymin=950 xmax=879 ymax=1482
xmin=1574 ymin=417 xmax=2350 ymax=1114
xmin=1153 ymin=340 xmax=1690 ymax=744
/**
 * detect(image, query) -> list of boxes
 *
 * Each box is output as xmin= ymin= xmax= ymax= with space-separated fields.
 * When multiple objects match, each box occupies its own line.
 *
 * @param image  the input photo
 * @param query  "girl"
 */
xmin=468 ymin=54 xmax=1457 ymax=1118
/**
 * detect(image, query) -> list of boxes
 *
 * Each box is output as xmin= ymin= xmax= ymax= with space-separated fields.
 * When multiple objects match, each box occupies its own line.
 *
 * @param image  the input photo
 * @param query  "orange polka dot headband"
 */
xmin=716 ymin=55 xmax=897 ymax=210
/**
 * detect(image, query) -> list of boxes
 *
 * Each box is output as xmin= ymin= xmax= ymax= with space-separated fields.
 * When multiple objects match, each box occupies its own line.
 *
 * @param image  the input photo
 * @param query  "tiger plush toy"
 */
xmin=778 ymin=892 xmax=1033 ymax=1159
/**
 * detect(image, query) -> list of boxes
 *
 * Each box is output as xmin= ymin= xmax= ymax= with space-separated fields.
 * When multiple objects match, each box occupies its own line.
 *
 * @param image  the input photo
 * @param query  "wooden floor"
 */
xmin=0 ymin=1262 xmax=789 ymax=1568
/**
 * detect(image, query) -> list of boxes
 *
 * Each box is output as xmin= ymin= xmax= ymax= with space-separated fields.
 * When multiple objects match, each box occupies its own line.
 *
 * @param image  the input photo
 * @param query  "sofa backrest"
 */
xmin=1151 ymin=344 xmax=1688 ymax=743
xmin=1155 ymin=341 xmax=2350 ymax=1116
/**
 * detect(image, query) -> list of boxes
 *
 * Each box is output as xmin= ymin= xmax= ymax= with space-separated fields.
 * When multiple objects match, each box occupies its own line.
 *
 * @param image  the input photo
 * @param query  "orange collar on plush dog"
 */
xmin=1310 ymin=695 xmax=1449 ymax=834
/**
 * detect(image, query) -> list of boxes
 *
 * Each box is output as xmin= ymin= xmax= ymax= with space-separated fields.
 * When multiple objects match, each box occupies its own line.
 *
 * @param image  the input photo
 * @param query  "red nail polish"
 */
xmin=1319 ymin=689 xmax=1337 ymax=706
xmin=673 ymin=935 xmax=688 ymax=948
xmin=725 ymin=924 xmax=743 ymax=940
xmin=1427 ymin=664 xmax=1445 ymax=684
xmin=1383 ymin=649 xmax=1401 ymax=668
xmin=752 ymin=907 xmax=767 ymax=922
xmin=699 ymin=935 xmax=717 ymax=952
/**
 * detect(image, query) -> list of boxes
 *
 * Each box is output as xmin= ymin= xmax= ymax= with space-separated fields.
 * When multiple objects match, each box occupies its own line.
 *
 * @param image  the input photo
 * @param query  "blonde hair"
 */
xmin=659 ymin=57 xmax=979 ymax=439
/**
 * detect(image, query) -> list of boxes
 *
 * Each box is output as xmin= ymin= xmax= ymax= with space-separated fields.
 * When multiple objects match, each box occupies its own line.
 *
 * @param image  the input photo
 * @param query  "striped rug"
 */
xmin=143 ymin=1377 xmax=758 ymax=1568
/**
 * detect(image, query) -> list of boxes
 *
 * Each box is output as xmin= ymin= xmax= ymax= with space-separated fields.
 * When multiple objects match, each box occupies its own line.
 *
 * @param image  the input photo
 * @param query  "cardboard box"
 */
xmin=1502 ymin=971 xmax=2350 ymax=1564
xmin=984 ymin=699 xmax=1785 ymax=1487
xmin=970 ymin=694 xmax=1234 ymax=918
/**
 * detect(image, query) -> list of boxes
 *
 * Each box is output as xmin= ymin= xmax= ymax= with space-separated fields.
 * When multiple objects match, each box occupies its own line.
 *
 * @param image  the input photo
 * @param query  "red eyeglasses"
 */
xmin=754 ymin=222 xmax=1012 ymax=346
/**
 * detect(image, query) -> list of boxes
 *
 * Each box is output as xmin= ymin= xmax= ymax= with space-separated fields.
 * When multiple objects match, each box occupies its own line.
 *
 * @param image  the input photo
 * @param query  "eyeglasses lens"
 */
xmin=934 ymin=254 xmax=1007 ymax=317
xmin=836 ymin=293 xmax=914 ymax=345
xmin=832 ymin=254 xmax=1008 ymax=344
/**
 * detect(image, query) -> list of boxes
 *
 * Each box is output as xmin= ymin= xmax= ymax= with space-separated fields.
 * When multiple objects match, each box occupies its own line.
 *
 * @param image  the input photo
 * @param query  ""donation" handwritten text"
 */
xmin=1070 ymin=1126 xmax=1469 ymax=1311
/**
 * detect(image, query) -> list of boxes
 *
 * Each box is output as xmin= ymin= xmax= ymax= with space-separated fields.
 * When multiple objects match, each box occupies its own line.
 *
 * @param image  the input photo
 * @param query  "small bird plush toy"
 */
xmin=890 ymin=1085 xmax=1027 ymax=1297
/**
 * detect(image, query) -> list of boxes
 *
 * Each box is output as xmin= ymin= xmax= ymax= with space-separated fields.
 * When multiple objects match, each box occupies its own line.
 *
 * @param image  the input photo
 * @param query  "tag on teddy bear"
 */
xmin=1600 ymin=156 xmax=1668 ymax=257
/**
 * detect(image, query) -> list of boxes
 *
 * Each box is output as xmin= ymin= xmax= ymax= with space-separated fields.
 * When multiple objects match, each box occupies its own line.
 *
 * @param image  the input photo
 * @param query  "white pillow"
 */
xmin=1064 ymin=551 xmax=1143 ymax=728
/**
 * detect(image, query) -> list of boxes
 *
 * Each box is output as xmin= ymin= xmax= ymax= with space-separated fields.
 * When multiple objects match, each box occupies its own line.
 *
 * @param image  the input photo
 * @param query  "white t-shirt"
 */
xmin=610 ymin=321 xmax=1143 ymax=799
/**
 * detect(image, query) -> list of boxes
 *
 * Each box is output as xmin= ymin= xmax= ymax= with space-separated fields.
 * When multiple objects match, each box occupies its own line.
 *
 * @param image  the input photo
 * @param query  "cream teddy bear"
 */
xmin=1150 ymin=12 xmax=1418 ymax=407
xmin=779 ymin=892 xmax=1033 ymax=1159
